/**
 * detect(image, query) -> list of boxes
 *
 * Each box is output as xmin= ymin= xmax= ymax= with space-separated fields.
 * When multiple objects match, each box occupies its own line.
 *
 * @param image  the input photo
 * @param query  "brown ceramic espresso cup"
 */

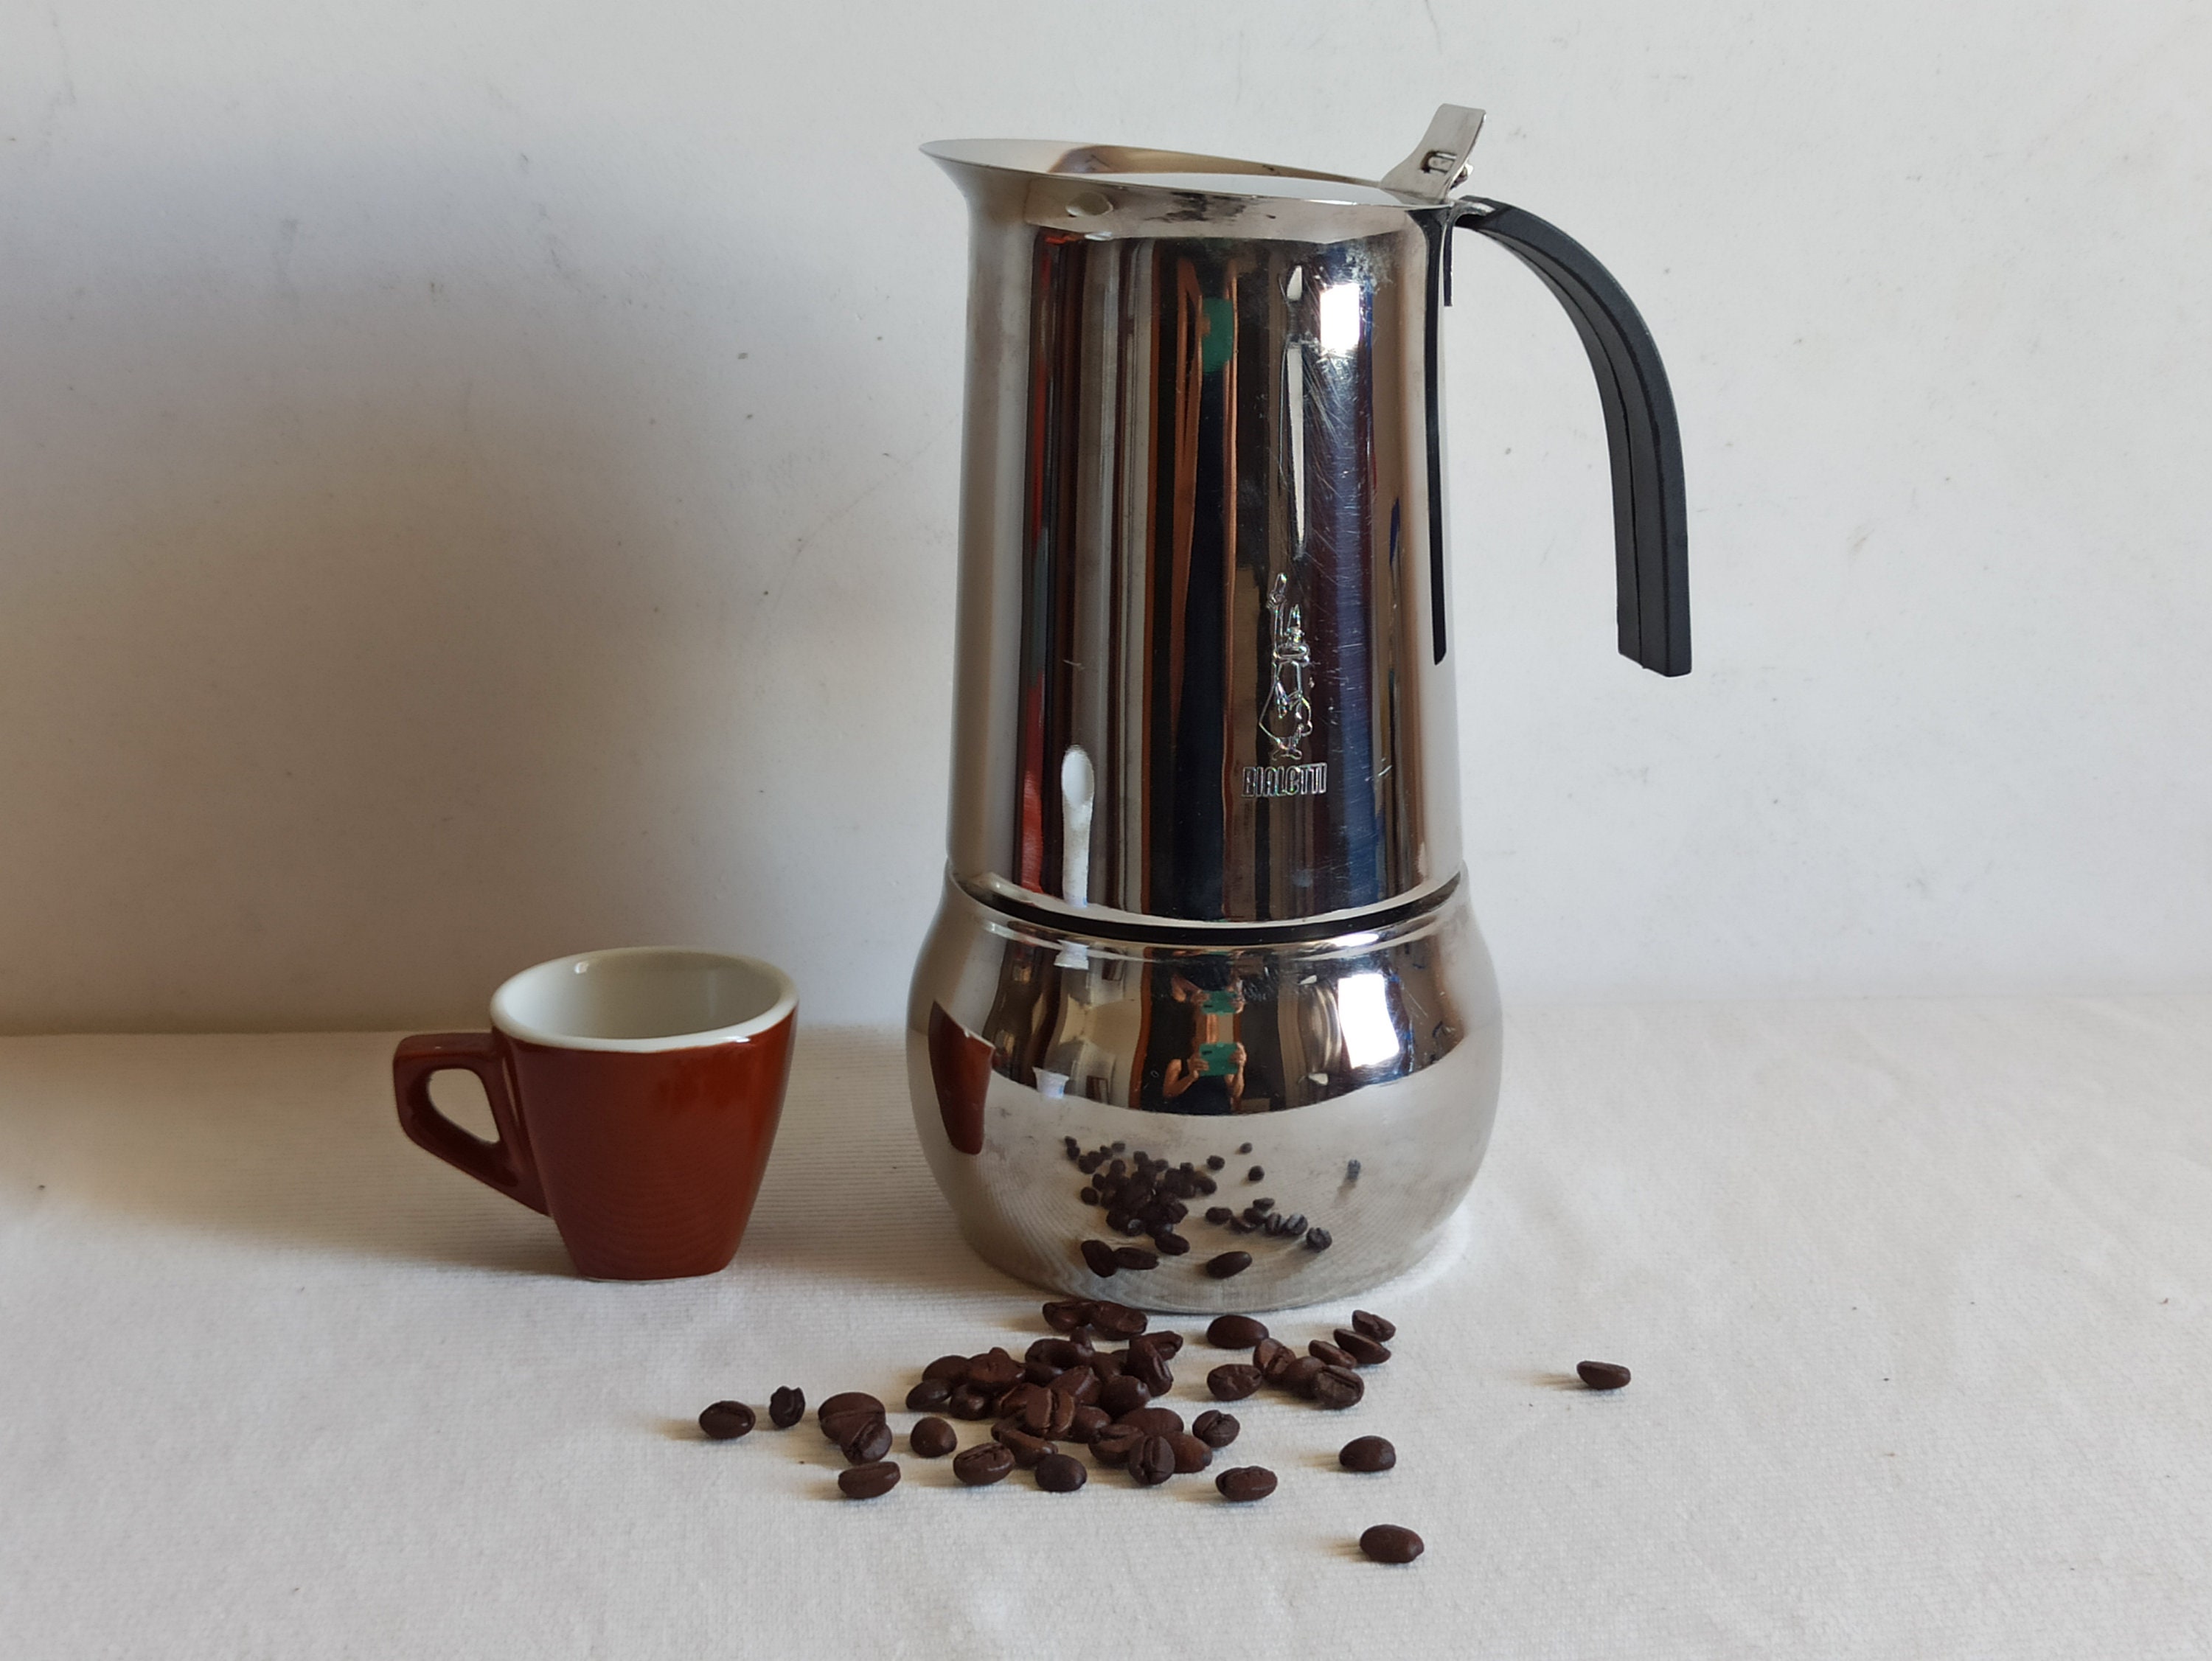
xmin=393 ymin=947 xmax=796 ymax=1280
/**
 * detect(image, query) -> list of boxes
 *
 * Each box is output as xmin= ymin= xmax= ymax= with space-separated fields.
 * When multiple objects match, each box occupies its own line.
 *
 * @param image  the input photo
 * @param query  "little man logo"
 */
xmin=1247 ymin=574 xmax=1329 ymax=798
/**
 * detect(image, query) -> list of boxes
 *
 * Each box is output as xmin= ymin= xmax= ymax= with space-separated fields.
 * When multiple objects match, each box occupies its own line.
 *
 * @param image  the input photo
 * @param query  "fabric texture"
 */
xmin=1 ymin=997 xmax=2207 ymax=1657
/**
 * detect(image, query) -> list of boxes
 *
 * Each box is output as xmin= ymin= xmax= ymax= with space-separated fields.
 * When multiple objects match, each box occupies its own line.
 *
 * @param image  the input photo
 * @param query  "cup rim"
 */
xmin=489 ymin=947 xmax=799 ymax=1054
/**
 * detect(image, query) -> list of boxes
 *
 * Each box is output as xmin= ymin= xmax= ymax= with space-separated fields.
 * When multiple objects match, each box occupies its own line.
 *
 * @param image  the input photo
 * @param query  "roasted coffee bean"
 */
xmin=910 ymin=1417 xmax=958 ymax=1459
xmin=1205 ymin=1250 xmax=1253 ymax=1280
xmin=1247 ymin=1166 xmax=1265 ymax=1181
xmin=1077 ymin=1186 xmax=1098 ymax=1205
xmin=1352 ymin=1310 xmax=1397 ymax=1342
xmin=1124 ymin=1344 xmax=1173 ymax=1397
xmin=818 ymin=1393 xmax=886 ymax=1443
xmin=838 ymin=1460 xmax=901 ymax=1500
xmin=1135 ymin=1331 xmax=1184 ymax=1361
xmin=924 ymin=1354 xmax=970 ymax=1382
xmin=1227 ymin=1217 xmax=1256 ymax=1234
xmin=1237 ymin=1142 xmax=1253 ymax=1155
xmin=1277 ymin=1356 xmax=1328 ymax=1396
xmin=905 ymin=1378 xmax=953 ymax=1413
xmin=1205 ymin=1206 xmax=1233 ymax=1226
xmin=1040 ymin=1390 xmax=1078 ymax=1438
xmin=1130 ymin=1435 xmax=1178 ymax=1487
xmin=1113 ymin=1246 xmax=1159 ymax=1271
xmin=1192 ymin=1409 xmax=1240 ymax=1449
xmin=1021 ymin=1358 xmax=1059 ymax=1387
xmin=698 ymin=1401 xmax=754 ymax=1441
xmin=1034 ymin=1452 xmax=1088 ymax=1493
xmin=768 ymin=1386 xmax=804 ymax=1430
xmin=1346 ymin=1159 xmax=1361 ymax=1181
xmin=1099 ymin=1375 xmax=1151 ymax=1417
xmin=1090 ymin=1350 xmax=1123 ymax=1382
xmin=1066 ymin=1404 xmax=1111 ymax=1444
xmin=952 ymin=1443 xmax=1016 ymax=1486
xmin=1154 ymin=1232 xmax=1191 ymax=1256
xmin=992 ymin=1424 xmax=1056 ymax=1469
xmin=997 ymin=1382 xmax=1048 ymax=1427
xmin=1304 ymin=1228 xmax=1333 ymax=1252
xmin=1116 ymin=1404 xmax=1184 ymax=1438
xmin=1208 ymin=1364 xmax=1264 ymax=1401
xmin=841 ymin=1417 xmax=894 ymax=1465
xmin=1043 ymin=1298 xmax=1095 ymax=1333
xmin=1081 ymin=1239 xmax=1120 ymax=1277
xmin=1051 ymin=1365 xmax=1100 ymax=1407
xmin=1253 ymin=1337 xmax=1295 ymax=1381
xmin=1029 ymin=1334 xmax=1091 ymax=1370
xmin=1335 ymin=1329 xmax=1391 ymax=1366
xmin=1091 ymin=1424 xmax=1144 ymax=1467
xmin=945 ymin=1385 xmax=995 ymax=1421
xmin=1169 ymin=1432 xmax=1214 ymax=1474
xmin=1206 ymin=1155 xmax=1226 ymax=1171
xmin=1216 ymin=1466 xmax=1278 ymax=1502
xmin=1207 ymin=1314 xmax=1268 ymax=1349
xmin=1339 ymin=1435 xmax=1396 ymax=1473
xmin=1088 ymin=1300 xmax=1147 ymax=1338
xmin=965 ymin=1349 xmax=1020 ymax=1391
xmin=1360 ymin=1524 xmax=1424 ymax=1564
xmin=1312 ymin=1365 xmax=1365 ymax=1410
xmin=1310 ymin=1340 xmax=1357 ymax=1370
xmin=1577 ymin=1360 xmax=1632 ymax=1391
xmin=1250 ymin=1196 xmax=1274 ymax=1213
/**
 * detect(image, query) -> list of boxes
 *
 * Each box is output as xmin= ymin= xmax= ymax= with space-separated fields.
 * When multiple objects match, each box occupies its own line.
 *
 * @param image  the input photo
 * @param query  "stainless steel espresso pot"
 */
xmin=906 ymin=106 xmax=1689 ymax=1310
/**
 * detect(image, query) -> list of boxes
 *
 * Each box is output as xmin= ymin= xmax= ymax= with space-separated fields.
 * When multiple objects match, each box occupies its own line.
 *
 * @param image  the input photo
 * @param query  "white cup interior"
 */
xmin=490 ymin=948 xmax=796 ymax=1051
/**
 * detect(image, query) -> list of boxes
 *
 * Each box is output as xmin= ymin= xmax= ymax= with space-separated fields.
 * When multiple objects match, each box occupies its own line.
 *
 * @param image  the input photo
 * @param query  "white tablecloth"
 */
xmin=2 ymin=997 xmax=2207 ymax=1657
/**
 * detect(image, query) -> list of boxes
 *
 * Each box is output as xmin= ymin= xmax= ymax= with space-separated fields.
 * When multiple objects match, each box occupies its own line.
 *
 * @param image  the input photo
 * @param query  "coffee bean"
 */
xmin=1304 ymin=1228 xmax=1333 ymax=1251
xmin=1253 ymin=1337 xmax=1295 ymax=1381
xmin=698 ymin=1401 xmax=754 ymax=1440
xmin=1577 ymin=1361 xmax=1632 ymax=1390
xmin=1099 ymin=1375 xmax=1150 ymax=1417
xmin=1206 ymin=1314 xmax=1267 ymax=1349
xmin=910 ymin=1417 xmax=957 ymax=1459
xmin=992 ymin=1424 xmax=1056 ymax=1468
xmin=1206 ymin=1155 xmax=1225 ymax=1171
xmin=1205 ymin=1250 xmax=1253 ymax=1280
xmin=1113 ymin=1245 xmax=1159 ymax=1271
xmin=768 ymin=1387 xmax=804 ymax=1430
xmin=1216 ymin=1466 xmax=1277 ymax=1502
xmin=1346 ymin=1159 xmax=1361 ymax=1180
xmin=838 ymin=1460 xmax=900 ymax=1500
xmin=905 ymin=1378 xmax=953 ymax=1413
xmin=1088 ymin=1301 xmax=1148 ymax=1338
xmin=1043 ymin=1298 xmax=1095 ymax=1333
xmin=1034 ymin=1452 xmax=1088 ymax=1492
xmin=952 ymin=1444 xmax=1015 ymax=1486
xmin=1090 ymin=1351 xmax=1123 ymax=1382
xmin=1130 ymin=1435 xmax=1178 ymax=1486
xmin=1155 ymin=1232 xmax=1191 ymax=1256
xmin=996 ymin=1382 xmax=1047 ymax=1427
xmin=1340 ymin=1435 xmax=1396 ymax=1472
xmin=841 ymin=1417 xmax=894 ymax=1464
xmin=1192 ymin=1409 xmax=1239 ymax=1449
xmin=1237 ymin=1142 xmax=1253 ymax=1155
xmin=1116 ymin=1405 xmax=1185 ymax=1438
xmin=1026 ymin=1336 xmax=1088 ymax=1373
xmin=945 ymin=1385 xmax=995 ymax=1420
xmin=1205 ymin=1206 xmax=1232 ymax=1225
xmin=1250 ymin=1196 xmax=1273 ymax=1213
xmin=1247 ymin=1166 xmax=1265 ymax=1181
xmin=1360 ymin=1524 xmax=1424 ymax=1564
xmin=1352 ymin=1310 xmax=1396 ymax=1342
xmin=1335 ymin=1329 xmax=1391 ymax=1366
xmin=1034 ymin=1389 xmax=1076 ymax=1438
xmin=1169 ymin=1432 xmax=1213 ymax=1474
xmin=1134 ymin=1331 xmax=1183 ymax=1361
xmin=1312 ymin=1365 xmax=1364 ymax=1410
xmin=1310 ymin=1340 xmax=1357 ymax=1370
xmin=1081 ymin=1239 xmax=1120 ymax=1277
xmin=1091 ymin=1424 xmax=1144 ymax=1466
xmin=1124 ymin=1344 xmax=1173 ymax=1397
xmin=1277 ymin=1356 xmax=1328 ymax=1396
xmin=1066 ymin=1404 xmax=1111 ymax=1444
xmin=923 ymin=1354 xmax=970 ymax=1382
xmin=818 ymin=1393 xmax=886 ymax=1443
xmin=1051 ymin=1365 xmax=1100 ymax=1406
xmin=1078 ymin=1185 xmax=1098 ymax=1204
xmin=1207 ymin=1364 xmax=1263 ymax=1401
xmin=965 ymin=1349 xmax=1020 ymax=1391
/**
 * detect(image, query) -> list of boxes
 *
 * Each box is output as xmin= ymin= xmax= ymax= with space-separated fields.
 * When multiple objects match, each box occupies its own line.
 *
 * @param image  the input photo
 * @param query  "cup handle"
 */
xmin=392 ymin=1032 xmax=549 ymax=1213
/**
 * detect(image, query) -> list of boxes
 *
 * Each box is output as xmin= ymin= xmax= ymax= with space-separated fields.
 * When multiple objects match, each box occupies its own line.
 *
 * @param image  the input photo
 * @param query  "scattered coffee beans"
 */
xmin=911 ymin=1417 xmax=957 ymax=1459
xmin=1205 ymin=1250 xmax=1253 ymax=1279
xmin=1577 ymin=1361 xmax=1632 ymax=1390
xmin=1207 ymin=1364 xmax=1263 ymax=1401
xmin=841 ymin=1417 xmax=894 ymax=1465
xmin=1335 ymin=1329 xmax=1391 ymax=1366
xmin=1339 ymin=1435 xmax=1396 ymax=1473
xmin=698 ymin=1401 xmax=754 ymax=1441
xmin=768 ymin=1386 xmax=804 ymax=1430
xmin=838 ymin=1460 xmax=901 ymax=1500
xmin=1311 ymin=1365 xmax=1365 ymax=1410
xmin=1360 ymin=1524 xmax=1424 ymax=1564
xmin=952 ymin=1444 xmax=1015 ymax=1486
xmin=1207 ymin=1314 xmax=1268 ymax=1348
xmin=1034 ymin=1452 xmax=1087 ymax=1492
xmin=1216 ymin=1466 xmax=1278 ymax=1502
xmin=1081 ymin=1239 xmax=1120 ymax=1277
xmin=1130 ymin=1435 xmax=1178 ymax=1487
xmin=1192 ymin=1409 xmax=1240 ymax=1449
xmin=1352 ymin=1310 xmax=1397 ymax=1342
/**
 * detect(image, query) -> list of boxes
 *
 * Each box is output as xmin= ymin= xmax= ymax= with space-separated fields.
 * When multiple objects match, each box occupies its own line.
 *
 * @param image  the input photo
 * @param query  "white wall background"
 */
xmin=1 ymin=0 xmax=2207 ymax=1032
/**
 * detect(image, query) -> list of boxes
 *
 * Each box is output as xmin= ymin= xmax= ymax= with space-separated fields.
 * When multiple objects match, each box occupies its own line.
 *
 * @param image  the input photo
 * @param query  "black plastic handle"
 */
xmin=1450 ymin=198 xmax=1690 ymax=676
